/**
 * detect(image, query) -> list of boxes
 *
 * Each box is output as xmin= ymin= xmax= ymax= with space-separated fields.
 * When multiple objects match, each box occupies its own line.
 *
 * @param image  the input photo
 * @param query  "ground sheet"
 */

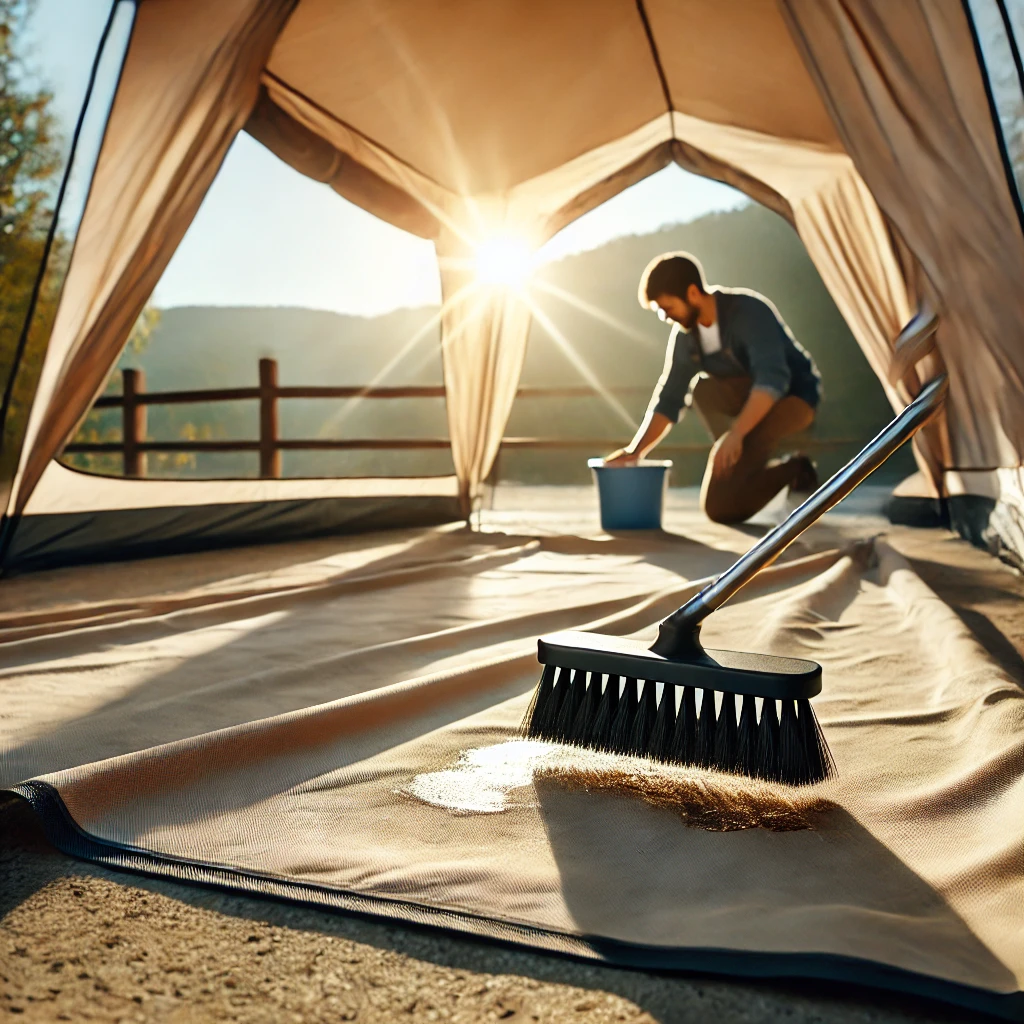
xmin=2 ymin=492 xmax=1021 ymax=1020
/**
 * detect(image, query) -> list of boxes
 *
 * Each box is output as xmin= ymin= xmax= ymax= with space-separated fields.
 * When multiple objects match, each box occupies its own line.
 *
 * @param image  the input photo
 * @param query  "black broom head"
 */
xmin=522 ymin=630 xmax=834 ymax=786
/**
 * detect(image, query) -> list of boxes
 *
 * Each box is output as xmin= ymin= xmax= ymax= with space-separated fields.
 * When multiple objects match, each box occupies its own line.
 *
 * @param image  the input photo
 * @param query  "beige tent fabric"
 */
xmin=0 ymin=502 xmax=763 ymax=786
xmin=265 ymin=0 xmax=670 ymax=196
xmin=781 ymin=0 xmax=1024 ymax=473
xmin=7 ymin=0 xmax=299 ymax=519
xmin=645 ymin=0 xmax=841 ymax=148
xmin=4 ymin=512 xmax=1021 ymax=1012
xmin=438 ymin=264 xmax=533 ymax=518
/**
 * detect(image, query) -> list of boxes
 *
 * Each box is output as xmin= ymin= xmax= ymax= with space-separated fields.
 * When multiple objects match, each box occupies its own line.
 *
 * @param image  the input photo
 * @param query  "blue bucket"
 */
xmin=587 ymin=458 xmax=672 ymax=530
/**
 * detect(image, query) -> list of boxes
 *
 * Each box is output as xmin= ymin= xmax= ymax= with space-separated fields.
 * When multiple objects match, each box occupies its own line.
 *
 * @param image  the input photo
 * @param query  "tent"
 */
xmin=3 ymin=3 xmax=1024 ymax=1017
xmin=3 ymin=0 xmax=1024 ymax=571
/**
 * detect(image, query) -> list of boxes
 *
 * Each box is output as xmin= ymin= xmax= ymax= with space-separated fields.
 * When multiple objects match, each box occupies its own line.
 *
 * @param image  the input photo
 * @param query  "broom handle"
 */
xmin=651 ymin=307 xmax=944 ymax=655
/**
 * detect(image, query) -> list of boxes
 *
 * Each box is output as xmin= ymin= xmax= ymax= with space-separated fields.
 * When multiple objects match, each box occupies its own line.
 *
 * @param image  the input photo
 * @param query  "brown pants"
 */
xmin=689 ymin=374 xmax=815 ymax=524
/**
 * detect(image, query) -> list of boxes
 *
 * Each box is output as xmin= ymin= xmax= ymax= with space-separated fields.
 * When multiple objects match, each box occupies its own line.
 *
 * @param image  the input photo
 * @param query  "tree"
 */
xmin=0 ymin=0 xmax=65 ymax=488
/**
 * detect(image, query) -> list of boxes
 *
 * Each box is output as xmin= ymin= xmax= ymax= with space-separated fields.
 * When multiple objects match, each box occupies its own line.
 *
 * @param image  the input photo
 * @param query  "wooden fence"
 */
xmin=63 ymin=358 xmax=852 ymax=480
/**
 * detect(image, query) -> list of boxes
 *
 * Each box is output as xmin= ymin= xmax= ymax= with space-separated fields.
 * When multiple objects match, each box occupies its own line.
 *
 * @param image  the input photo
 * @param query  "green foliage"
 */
xmin=0 ymin=0 xmax=68 ymax=489
xmin=0 ymin=0 xmax=60 ymax=242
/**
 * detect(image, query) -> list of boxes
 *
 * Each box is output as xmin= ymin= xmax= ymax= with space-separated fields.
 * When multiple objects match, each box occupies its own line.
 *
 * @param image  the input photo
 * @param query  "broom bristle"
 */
xmin=647 ymin=684 xmax=676 ymax=760
xmin=757 ymin=698 xmax=781 ymax=781
xmin=553 ymin=669 xmax=587 ymax=742
xmin=628 ymin=680 xmax=658 ymax=754
xmin=588 ymin=674 xmax=618 ymax=749
xmin=798 ymin=697 xmax=836 ymax=782
xmin=695 ymin=688 xmax=718 ymax=768
xmin=570 ymin=671 xmax=602 ymax=745
xmin=608 ymin=677 xmax=638 ymax=753
xmin=522 ymin=664 xmax=557 ymax=739
xmin=672 ymin=685 xmax=698 ymax=765
xmin=779 ymin=698 xmax=805 ymax=785
xmin=714 ymin=691 xmax=738 ymax=773
xmin=737 ymin=693 xmax=758 ymax=777
xmin=521 ymin=667 xmax=833 ymax=786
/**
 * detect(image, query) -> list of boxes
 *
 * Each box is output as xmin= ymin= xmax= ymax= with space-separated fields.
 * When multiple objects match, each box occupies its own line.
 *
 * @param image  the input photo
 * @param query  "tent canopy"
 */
xmin=5 ymin=0 xmax=1024 ymax=567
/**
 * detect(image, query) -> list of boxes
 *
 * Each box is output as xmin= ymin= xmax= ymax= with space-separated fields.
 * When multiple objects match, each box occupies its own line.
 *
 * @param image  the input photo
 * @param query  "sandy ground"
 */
xmin=2 ymin=491 xmax=1019 ymax=1023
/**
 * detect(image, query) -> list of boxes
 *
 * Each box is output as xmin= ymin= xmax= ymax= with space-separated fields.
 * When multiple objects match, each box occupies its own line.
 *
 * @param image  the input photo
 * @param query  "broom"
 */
xmin=522 ymin=308 xmax=945 ymax=785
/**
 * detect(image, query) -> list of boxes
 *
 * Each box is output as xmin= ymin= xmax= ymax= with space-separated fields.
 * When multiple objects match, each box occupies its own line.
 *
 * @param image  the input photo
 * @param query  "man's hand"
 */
xmin=602 ymin=448 xmax=639 ymax=467
xmin=712 ymin=430 xmax=744 ymax=476
xmin=604 ymin=412 xmax=674 ymax=468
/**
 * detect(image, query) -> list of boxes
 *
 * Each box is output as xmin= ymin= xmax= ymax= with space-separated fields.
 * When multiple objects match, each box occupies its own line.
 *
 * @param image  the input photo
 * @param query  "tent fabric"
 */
xmin=244 ymin=86 xmax=442 ymax=239
xmin=23 ymin=461 xmax=459 ymax=514
xmin=780 ymin=0 xmax=1024 ymax=473
xmin=2 ymin=514 xmax=1021 ymax=1019
xmin=2 ymin=498 xmax=461 ymax=573
xmin=438 ymin=260 xmax=535 ymax=517
xmin=7 ymin=0 xmax=299 ymax=518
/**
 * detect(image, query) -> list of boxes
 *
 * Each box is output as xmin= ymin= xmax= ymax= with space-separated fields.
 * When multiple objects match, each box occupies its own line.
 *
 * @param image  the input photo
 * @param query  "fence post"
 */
xmin=259 ymin=357 xmax=281 ymax=478
xmin=122 ymin=368 xmax=146 ymax=478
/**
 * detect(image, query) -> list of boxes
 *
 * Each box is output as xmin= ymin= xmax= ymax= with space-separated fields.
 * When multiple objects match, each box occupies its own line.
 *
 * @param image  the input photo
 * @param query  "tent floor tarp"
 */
xmin=1 ymin=487 xmax=1021 ymax=1021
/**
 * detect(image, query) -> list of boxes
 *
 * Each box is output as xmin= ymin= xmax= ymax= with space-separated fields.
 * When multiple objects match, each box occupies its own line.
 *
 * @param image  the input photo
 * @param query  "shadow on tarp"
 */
xmin=0 ymin=526 xmax=736 ymax=788
xmin=902 ymin=553 xmax=1024 ymax=686
xmin=533 ymin=777 xmax=1020 ymax=1021
xmin=8 ymin=525 xmax=1001 ymax=1018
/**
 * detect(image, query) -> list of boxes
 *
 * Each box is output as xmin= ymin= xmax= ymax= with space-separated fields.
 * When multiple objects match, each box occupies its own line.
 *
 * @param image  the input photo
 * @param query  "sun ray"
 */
xmin=521 ymin=294 xmax=639 ymax=432
xmin=364 ymin=5 xmax=493 ymax=248
xmin=316 ymin=282 xmax=478 ymax=438
xmin=531 ymin=277 xmax=661 ymax=351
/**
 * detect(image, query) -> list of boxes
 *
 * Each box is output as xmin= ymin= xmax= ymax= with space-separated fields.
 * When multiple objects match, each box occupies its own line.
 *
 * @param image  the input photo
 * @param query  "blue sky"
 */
xmin=29 ymin=0 xmax=747 ymax=318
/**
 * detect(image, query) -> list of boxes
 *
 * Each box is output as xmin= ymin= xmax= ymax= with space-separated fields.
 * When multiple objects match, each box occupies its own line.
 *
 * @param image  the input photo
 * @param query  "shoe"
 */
xmin=787 ymin=454 xmax=819 ymax=498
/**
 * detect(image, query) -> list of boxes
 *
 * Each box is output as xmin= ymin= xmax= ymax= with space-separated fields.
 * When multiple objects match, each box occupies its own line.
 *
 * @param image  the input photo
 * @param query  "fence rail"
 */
xmin=64 ymin=358 xmax=855 ymax=479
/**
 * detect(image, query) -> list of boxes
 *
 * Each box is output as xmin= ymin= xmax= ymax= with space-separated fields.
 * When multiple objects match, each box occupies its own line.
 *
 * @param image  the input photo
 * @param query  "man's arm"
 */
xmin=604 ymin=327 xmax=689 ymax=465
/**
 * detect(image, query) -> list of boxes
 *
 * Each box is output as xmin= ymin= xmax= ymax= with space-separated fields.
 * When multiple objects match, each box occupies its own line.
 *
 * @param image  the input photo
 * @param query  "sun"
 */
xmin=473 ymin=234 xmax=535 ymax=289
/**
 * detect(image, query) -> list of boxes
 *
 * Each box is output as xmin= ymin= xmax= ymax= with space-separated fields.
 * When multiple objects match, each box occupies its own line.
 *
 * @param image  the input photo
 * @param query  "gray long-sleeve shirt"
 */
xmin=651 ymin=287 xmax=821 ymax=422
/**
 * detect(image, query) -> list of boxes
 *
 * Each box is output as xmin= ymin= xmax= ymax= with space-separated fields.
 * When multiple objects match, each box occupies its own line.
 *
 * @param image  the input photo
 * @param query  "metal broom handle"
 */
xmin=653 ymin=306 xmax=945 ymax=650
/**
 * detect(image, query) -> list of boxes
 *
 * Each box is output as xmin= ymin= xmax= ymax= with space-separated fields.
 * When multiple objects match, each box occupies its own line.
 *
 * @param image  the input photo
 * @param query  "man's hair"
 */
xmin=638 ymin=252 xmax=707 ymax=306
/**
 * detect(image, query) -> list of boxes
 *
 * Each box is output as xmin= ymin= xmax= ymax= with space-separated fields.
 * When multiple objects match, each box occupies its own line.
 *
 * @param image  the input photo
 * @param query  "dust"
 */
xmin=537 ymin=762 xmax=835 ymax=832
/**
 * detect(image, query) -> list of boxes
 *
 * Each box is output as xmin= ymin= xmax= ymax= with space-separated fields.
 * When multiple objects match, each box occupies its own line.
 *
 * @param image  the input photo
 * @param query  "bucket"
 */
xmin=587 ymin=458 xmax=672 ymax=530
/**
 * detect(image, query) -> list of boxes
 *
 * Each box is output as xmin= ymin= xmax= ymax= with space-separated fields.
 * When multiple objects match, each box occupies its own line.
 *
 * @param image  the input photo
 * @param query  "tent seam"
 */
xmin=634 ymin=0 xmax=676 ymax=138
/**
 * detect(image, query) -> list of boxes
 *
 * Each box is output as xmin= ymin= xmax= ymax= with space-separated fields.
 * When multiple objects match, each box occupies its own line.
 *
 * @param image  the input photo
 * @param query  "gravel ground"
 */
xmin=2 ymin=523 xmax=1018 ymax=1023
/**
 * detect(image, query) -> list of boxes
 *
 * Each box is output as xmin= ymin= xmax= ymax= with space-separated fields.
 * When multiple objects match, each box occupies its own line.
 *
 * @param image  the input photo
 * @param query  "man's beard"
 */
xmin=677 ymin=303 xmax=700 ymax=330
